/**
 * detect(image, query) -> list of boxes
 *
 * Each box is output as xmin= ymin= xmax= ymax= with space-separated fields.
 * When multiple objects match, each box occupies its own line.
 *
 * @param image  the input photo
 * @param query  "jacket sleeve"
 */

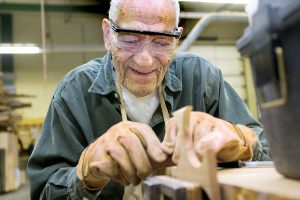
xmin=27 ymin=96 xmax=100 ymax=199
xmin=204 ymin=66 xmax=271 ymax=161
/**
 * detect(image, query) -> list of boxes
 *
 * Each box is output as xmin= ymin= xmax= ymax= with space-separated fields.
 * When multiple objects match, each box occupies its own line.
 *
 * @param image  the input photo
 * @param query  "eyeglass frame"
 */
xmin=109 ymin=19 xmax=182 ymax=39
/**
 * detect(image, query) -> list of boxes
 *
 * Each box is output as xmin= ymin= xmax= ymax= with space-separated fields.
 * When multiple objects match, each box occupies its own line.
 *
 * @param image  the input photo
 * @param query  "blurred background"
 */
xmin=0 ymin=0 xmax=255 ymax=198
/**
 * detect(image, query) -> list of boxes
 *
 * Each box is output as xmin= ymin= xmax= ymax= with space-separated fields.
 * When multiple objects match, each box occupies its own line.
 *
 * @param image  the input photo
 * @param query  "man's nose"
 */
xmin=133 ymin=43 xmax=154 ymax=67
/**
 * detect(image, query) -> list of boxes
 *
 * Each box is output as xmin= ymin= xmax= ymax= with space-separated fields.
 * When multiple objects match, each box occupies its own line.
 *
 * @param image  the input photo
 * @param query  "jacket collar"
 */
xmin=88 ymin=53 xmax=116 ymax=95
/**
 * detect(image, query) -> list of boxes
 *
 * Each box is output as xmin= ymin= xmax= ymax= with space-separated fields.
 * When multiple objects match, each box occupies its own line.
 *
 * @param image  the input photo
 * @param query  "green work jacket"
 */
xmin=27 ymin=52 xmax=270 ymax=200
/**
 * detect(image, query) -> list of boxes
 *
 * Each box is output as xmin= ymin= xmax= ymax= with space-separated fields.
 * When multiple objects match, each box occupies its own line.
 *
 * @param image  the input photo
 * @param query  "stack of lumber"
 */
xmin=0 ymin=73 xmax=33 ymax=193
xmin=0 ymin=93 xmax=33 ymax=130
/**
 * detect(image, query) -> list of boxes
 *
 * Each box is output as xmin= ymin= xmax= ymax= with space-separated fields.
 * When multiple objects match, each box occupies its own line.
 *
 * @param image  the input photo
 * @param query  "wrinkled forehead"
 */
xmin=116 ymin=0 xmax=177 ymax=32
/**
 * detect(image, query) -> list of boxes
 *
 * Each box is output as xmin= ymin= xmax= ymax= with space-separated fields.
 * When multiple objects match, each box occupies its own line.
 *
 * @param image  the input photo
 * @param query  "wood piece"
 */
xmin=143 ymin=106 xmax=221 ymax=200
xmin=0 ymin=132 xmax=20 ymax=192
xmin=0 ymin=149 xmax=4 ymax=193
xmin=218 ymin=167 xmax=300 ymax=200
xmin=169 ymin=106 xmax=221 ymax=200
xmin=143 ymin=175 xmax=201 ymax=200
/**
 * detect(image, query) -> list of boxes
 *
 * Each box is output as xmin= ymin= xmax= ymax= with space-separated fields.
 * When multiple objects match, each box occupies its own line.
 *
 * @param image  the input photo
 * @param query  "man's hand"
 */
xmin=162 ymin=112 xmax=257 ymax=164
xmin=77 ymin=121 xmax=167 ymax=190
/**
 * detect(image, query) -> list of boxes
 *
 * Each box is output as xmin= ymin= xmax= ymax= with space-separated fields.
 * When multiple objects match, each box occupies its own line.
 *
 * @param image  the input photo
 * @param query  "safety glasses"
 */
xmin=110 ymin=20 xmax=181 ymax=54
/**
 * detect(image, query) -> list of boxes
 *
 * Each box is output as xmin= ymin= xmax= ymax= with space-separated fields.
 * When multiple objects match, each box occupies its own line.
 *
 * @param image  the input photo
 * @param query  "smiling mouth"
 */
xmin=129 ymin=67 xmax=155 ymax=75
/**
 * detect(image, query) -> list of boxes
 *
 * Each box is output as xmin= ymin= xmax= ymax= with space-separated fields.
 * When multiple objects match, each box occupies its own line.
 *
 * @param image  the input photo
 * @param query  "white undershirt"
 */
xmin=121 ymin=86 xmax=159 ymax=125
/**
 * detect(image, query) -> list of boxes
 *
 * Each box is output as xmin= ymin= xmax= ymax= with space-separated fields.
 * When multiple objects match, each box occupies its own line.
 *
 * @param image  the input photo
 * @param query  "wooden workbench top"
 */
xmin=218 ymin=167 xmax=300 ymax=200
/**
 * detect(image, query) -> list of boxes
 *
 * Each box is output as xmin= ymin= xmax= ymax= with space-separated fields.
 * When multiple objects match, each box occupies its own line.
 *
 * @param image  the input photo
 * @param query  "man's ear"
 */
xmin=178 ymin=26 xmax=183 ymax=38
xmin=102 ymin=18 xmax=111 ymax=51
xmin=175 ymin=26 xmax=184 ymax=46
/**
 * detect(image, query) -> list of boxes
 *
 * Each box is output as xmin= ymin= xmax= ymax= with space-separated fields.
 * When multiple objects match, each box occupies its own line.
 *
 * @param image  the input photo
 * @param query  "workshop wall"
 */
xmin=12 ymin=11 xmax=105 ymax=119
xmin=189 ymin=44 xmax=245 ymax=99
xmin=188 ymin=43 xmax=258 ymax=118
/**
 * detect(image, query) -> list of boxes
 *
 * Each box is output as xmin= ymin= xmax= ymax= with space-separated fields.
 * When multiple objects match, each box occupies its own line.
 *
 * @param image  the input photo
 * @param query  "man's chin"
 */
xmin=127 ymin=85 xmax=156 ymax=97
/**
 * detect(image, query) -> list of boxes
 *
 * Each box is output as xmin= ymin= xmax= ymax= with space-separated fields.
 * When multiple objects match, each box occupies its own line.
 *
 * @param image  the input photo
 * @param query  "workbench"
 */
xmin=218 ymin=167 xmax=300 ymax=200
xmin=143 ymin=107 xmax=300 ymax=200
xmin=143 ymin=166 xmax=300 ymax=200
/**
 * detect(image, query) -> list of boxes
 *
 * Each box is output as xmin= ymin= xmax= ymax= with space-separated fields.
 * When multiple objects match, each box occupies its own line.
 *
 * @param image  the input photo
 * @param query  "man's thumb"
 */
xmin=161 ymin=118 xmax=177 ymax=155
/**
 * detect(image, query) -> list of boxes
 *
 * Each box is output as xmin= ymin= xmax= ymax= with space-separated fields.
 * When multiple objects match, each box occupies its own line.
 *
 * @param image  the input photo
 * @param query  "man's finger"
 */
xmin=117 ymin=131 xmax=153 ymax=179
xmin=161 ymin=118 xmax=177 ymax=155
xmin=129 ymin=124 xmax=167 ymax=162
xmin=194 ymin=131 xmax=230 ymax=156
xmin=108 ymin=142 xmax=140 ymax=185
xmin=90 ymin=158 xmax=129 ymax=186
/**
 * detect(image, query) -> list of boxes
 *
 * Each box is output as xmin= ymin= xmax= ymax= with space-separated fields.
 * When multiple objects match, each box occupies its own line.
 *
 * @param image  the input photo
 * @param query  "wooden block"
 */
xmin=0 ymin=132 xmax=20 ymax=192
xmin=169 ymin=106 xmax=221 ymax=200
xmin=143 ymin=175 xmax=201 ymax=200
xmin=0 ymin=149 xmax=4 ymax=193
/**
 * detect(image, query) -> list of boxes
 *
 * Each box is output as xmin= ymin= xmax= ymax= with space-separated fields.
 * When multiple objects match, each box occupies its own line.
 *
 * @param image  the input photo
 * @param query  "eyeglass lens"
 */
xmin=114 ymin=32 xmax=176 ymax=54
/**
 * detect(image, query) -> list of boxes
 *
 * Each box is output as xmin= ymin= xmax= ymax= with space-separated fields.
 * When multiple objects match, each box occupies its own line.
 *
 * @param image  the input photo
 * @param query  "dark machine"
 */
xmin=237 ymin=0 xmax=300 ymax=180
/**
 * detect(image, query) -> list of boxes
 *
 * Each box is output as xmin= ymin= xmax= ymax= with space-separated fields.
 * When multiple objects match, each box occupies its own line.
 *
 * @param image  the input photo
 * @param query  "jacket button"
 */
xmin=114 ymin=93 xmax=118 ymax=98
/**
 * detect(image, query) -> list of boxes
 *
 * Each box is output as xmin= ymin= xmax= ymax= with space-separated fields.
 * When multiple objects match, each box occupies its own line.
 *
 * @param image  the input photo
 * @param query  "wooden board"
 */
xmin=167 ymin=106 xmax=220 ymax=200
xmin=0 ymin=132 xmax=20 ymax=193
xmin=0 ymin=149 xmax=4 ymax=193
xmin=143 ymin=176 xmax=201 ymax=200
xmin=218 ymin=167 xmax=300 ymax=200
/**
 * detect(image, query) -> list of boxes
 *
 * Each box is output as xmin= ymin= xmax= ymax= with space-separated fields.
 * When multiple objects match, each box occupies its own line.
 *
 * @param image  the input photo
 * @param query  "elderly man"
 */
xmin=27 ymin=0 xmax=270 ymax=199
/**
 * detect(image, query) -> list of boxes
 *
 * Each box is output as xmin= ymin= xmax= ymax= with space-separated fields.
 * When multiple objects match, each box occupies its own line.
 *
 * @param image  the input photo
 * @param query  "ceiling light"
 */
xmin=178 ymin=0 xmax=250 ymax=4
xmin=0 ymin=43 xmax=41 ymax=54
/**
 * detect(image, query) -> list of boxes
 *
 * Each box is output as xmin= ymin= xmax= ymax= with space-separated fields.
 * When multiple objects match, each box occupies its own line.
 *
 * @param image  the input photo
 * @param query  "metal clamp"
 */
xmin=260 ymin=47 xmax=288 ymax=109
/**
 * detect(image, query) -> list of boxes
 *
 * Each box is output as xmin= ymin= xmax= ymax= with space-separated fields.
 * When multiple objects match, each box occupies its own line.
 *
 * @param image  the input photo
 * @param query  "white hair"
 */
xmin=108 ymin=0 xmax=180 ymax=27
